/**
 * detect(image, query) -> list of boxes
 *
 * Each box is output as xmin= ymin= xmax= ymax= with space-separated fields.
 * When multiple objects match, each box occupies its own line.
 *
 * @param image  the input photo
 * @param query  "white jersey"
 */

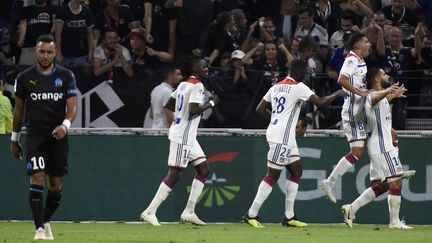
xmin=151 ymin=82 xmax=174 ymax=128
xmin=365 ymin=91 xmax=394 ymax=155
xmin=168 ymin=76 xmax=205 ymax=145
xmin=264 ymin=77 xmax=314 ymax=145
xmin=340 ymin=51 xmax=368 ymax=122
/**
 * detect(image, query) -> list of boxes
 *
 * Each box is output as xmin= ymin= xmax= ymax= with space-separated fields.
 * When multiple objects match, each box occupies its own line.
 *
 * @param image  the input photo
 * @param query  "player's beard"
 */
xmin=381 ymin=78 xmax=392 ymax=89
xmin=37 ymin=60 xmax=53 ymax=70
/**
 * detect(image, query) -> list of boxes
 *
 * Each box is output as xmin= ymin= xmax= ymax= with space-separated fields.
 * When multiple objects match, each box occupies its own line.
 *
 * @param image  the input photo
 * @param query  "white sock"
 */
xmin=248 ymin=179 xmax=274 ymax=218
xmin=328 ymin=155 xmax=356 ymax=184
xmin=147 ymin=181 xmax=172 ymax=214
xmin=388 ymin=194 xmax=401 ymax=225
xmin=351 ymin=187 xmax=376 ymax=214
xmin=285 ymin=178 xmax=299 ymax=219
xmin=183 ymin=178 xmax=205 ymax=214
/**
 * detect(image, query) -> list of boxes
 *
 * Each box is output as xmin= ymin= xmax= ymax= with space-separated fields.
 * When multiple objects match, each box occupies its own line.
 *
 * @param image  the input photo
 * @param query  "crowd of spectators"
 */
xmin=0 ymin=0 xmax=431 ymax=130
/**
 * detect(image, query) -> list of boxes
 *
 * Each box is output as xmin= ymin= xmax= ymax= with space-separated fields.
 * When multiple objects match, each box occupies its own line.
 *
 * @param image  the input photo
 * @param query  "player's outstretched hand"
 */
xmin=11 ymin=142 xmax=23 ymax=160
xmin=210 ymin=94 xmax=220 ymax=106
xmin=52 ymin=125 xmax=68 ymax=140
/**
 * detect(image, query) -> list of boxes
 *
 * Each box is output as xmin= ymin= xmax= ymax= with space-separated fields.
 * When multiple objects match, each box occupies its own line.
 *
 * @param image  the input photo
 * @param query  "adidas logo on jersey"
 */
xmin=30 ymin=92 xmax=64 ymax=101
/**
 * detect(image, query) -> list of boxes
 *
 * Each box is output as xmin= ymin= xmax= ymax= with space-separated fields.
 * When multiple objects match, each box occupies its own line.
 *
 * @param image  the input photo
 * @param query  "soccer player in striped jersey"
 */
xmin=242 ymin=60 xmax=345 ymax=228
xmin=320 ymin=32 xmax=371 ymax=203
xmin=140 ymin=57 xmax=219 ymax=226
xmin=341 ymin=68 xmax=414 ymax=229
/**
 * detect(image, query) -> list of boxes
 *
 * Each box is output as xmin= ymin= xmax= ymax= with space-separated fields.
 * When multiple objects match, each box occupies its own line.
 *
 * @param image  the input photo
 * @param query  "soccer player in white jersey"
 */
xmin=341 ymin=68 xmax=414 ymax=229
xmin=242 ymin=60 xmax=346 ymax=228
xmin=140 ymin=57 xmax=219 ymax=226
xmin=320 ymin=32 xmax=372 ymax=203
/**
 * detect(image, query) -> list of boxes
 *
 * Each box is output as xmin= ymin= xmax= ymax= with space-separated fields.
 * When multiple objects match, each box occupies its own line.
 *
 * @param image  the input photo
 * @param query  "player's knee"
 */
xmin=167 ymin=168 xmax=182 ymax=185
xmin=290 ymin=168 xmax=302 ymax=178
xmin=30 ymin=173 xmax=45 ymax=186
xmin=351 ymin=148 xmax=363 ymax=158
xmin=295 ymin=167 xmax=303 ymax=178
xmin=197 ymin=164 xmax=210 ymax=178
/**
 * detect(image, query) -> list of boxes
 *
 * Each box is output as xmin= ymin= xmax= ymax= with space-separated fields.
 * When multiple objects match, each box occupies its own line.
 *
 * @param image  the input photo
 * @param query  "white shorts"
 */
xmin=267 ymin=143 xmax=300 ymax=170
xmin=369 ymin=149 xmax=403 ymax=182
xmin=342 ymin=116 xmax=367 ymax=144
xmin=168 ymin=140 xmax=206 ymax=168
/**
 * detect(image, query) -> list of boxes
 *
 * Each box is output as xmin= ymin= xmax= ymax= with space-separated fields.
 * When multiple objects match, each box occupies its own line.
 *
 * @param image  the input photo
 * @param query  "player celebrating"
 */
xmin=341 ymin=68 xmax=414 ymax=229
xmin=243 ymin=60 xmax=345 ymax=228
xmin=320 ymin=32 xmax=371 ymax=203
xmin=10 ymin=34 xmax=78 ymax=240
xmin=140 ymin=57 xmax=219 ymax=226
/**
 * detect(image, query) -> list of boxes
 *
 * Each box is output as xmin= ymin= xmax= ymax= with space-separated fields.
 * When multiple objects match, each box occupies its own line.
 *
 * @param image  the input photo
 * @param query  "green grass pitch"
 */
xmin=1 ymin=222 xmax=431 ymax=243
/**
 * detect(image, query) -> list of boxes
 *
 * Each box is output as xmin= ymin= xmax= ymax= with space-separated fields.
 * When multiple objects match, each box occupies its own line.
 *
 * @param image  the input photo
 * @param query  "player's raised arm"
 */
xmin=338 ymin=74 xmax=369 ymax=98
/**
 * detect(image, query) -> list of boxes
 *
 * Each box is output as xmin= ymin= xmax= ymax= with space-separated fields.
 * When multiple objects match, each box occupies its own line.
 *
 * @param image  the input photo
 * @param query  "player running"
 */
xmin=243 ymin=60 xmax=345 ymax=228
xmin=140 ymin=56 xmax=219 ymax=226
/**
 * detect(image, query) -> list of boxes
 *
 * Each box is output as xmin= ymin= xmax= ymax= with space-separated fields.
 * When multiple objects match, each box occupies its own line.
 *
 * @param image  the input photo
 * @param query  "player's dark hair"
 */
xmin=36 ymin=34 xmax=54 ymax=44
xmin=346 ymin=32 xmax=366 ymax=52
xmin=366 ymin=67 xmax=381 ymax=89
xmin=181 ymin=55 xmax=202 ymax=77
xmin=289 ymin=59 xmax=307 ymax=76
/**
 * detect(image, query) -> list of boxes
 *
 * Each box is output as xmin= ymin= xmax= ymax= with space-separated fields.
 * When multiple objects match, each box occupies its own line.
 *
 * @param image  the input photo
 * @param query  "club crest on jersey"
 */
xmin=29 ymin=80 xmax=37 ymax=86
xmin=55 ymin=78 xmax=63 ymax=87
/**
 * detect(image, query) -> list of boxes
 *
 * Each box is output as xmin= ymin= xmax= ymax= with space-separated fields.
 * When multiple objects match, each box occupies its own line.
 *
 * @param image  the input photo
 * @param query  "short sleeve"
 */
xmin=66 ymin=70 xmax=78 ymax=98
xmin=162 ymin=90 xmax=172 ymax=106
xmin=339 ymin=56 xmax=359 ymax=78
xmin=85 ymin=8 xmax=94 ymax=28
xmin=263 ymin=88 xmax=272 ymax=102
xmin=297 ymin=83 xmax=315 ymax=101
xmin=55 ymin=7 xmax=66 ymax=22
xmin=366 ymin=91 xmax=377 ymax=107
xmin=14 ymin=74 xmax=26 ymax=99
xmin=122 ymin=47 xmax=132 ymax=63
xmin=188 ymin=83 xmax=205 ymax=104
xmin=171 ymin=88 xmax=177 ymax=98
xmin=318 ymin=32 xmax=329 ymax=48
xmin=93 ymin=47 xmax=106 ymax=62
